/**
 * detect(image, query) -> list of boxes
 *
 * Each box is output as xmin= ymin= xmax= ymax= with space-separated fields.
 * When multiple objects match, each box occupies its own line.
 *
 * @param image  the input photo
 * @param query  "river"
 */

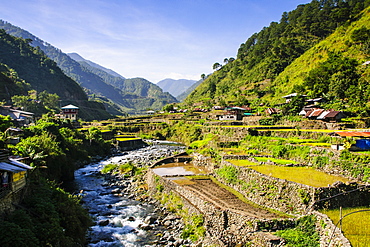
xmin=68 ymin=142 xmax=187 ymax=247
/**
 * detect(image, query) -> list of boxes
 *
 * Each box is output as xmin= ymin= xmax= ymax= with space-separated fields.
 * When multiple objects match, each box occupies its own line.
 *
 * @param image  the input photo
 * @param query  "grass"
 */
xmin=250 ymin=165 xmax=350 ymax=187
xmin=299 ymin=142 xmax=331 ymax=147
xmin=222 ymin=148 xmax=263 ymax=156
xmin=254 ymin=157 xmax=298 ymax=165
xmin=116 ymin=137 xmax=141 ymax=141
xmin=227 ymin=159 xmax=259 ymax=166
xmin=320 ymin=207 xmax=370 ymax=247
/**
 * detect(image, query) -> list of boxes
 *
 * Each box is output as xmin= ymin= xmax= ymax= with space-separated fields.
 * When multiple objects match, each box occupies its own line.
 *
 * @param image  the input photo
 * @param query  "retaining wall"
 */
xmin=146 ymin=169 xmax=291 ymax=246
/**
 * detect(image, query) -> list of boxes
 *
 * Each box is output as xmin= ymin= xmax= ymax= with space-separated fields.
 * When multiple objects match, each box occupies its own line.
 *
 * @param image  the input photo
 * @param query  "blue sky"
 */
xmin=0 ymin=0 xmax=310 ymax=83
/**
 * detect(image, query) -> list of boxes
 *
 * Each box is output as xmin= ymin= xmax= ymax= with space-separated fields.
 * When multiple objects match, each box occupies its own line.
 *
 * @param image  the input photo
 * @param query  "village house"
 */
xmin=60 ymin=104 xmax=79 ymax=121
xmin=0 ymin=150 xmax=33 ymax=212
xmin=305 ymin=108 xmax=325 ymax=119
xmin=0 ymin=106 xmax=34 ymax=127
xmin=282 ymin=93 xmax=307 ymax=103
xmin=219 ymin=106 xmax=250 ymax=121
xmin=320 ymin=110 xmax=346 ymax=122
xmin=265 ymin=107 xmax=278 ymax=115
xmin=334 ymin=131 xmax=370 ymax=151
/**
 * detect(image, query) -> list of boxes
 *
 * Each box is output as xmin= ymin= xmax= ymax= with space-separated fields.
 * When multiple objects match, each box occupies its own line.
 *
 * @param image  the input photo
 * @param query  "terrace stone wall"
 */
xmin=218 ymin=160 xmax=315 ymax=216
xmin=147 ymin=158 xmax=352 ymax=246
xmin=217 ymin=161 xmax=370 ymax=213
xmin=117 ymin=139 xmax=147 ymax=151
xmin=146 ymin=169 xmax=292 ymax=246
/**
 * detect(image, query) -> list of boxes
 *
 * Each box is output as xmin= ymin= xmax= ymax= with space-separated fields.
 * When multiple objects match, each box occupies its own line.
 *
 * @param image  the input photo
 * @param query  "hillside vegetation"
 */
xmin=185 ymin=0 xmax=370 ymax=116
xmin=0 ymin=29 xmax=111 ymax=120
xmin=0 ymin=20 xmax=178 ymax=115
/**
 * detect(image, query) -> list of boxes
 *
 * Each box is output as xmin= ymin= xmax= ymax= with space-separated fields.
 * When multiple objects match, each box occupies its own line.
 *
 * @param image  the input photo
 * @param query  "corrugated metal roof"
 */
xmin=9 ymin=159 xmax=33 ymax=170
xmin=306 ymin=108 xmax=324 ymax=118
xmin=310 ymin=109 xmax=325 ymax=117
xmin=0 ymin=162 xmax=25 ymax=172
xmin=335 ymin=132 xmax=370 ymax=137
xmin=317 ymin=110 xmax=331 ymax=120
xmin=323 ymin=111 xmax=341 ymax=118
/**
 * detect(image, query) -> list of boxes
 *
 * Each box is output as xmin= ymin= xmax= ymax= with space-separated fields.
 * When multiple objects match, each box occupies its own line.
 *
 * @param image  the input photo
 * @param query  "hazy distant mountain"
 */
xmin=67 ymin=52 xmax=124 ymax=79
xmin=157 ymin=79 xmax=196 ymax=98
xmin=0 ymin=20 xmax=177 ymax=114
xmin=176 ymin=79 xmax=202 ymax=102
xmin=68 ymin=53 xmax=178 ymax=113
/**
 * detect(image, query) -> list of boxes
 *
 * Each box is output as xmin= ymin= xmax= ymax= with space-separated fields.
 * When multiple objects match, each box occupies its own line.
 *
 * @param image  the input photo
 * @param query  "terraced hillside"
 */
xmin=183 ymin=178 xmax=281 ymax=219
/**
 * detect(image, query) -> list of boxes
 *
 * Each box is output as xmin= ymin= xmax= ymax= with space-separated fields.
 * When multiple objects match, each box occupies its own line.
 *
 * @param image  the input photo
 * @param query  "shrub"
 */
xmin=276 ymin=215 xmax=319 ymax=247
xmin=215 ymin=165 xmax=239 ymax=184
xmin=101 ymin=163 xmax=118 ymax=174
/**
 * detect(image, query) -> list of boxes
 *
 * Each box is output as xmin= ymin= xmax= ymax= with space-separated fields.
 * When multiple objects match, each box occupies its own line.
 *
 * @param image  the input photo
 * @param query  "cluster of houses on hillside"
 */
xmin=0 ymin=104 xmax=80 ymax=208
xmin=0 ymin=104 xmax=79 ymax=127
xmin=218 ymin=93 xmax=347 ymax=122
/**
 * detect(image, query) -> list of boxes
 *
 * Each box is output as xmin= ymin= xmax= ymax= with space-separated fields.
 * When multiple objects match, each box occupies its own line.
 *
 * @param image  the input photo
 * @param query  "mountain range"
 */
xmin=156 ymin=79 xmax=196 ymax=99
xmin=0 ymin=29 xmax=111 ymax=120
xmin=0 ymin=20 xmax=178 ymax=115
xmin=1 ymin=0 xmax=369 ymax=119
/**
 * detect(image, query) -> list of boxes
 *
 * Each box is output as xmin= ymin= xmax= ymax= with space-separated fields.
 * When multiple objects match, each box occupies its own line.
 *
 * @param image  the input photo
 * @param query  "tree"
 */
xmin=162 ymin=104 xmax=174 ymax=112
xmin=38 ymin=91 xmax=59 ymax=111
xmin=11 ymin=90 xmax=60 ymax=115
xmin=0 ymin=115 xmax=12 ymax=132
xmin=281 ymin=95 xmax=305 ymax=115
xmin=212 ymin=62 xmax=222 ymax=71
xmin=201 ymin=74 xmax=206 ymax=80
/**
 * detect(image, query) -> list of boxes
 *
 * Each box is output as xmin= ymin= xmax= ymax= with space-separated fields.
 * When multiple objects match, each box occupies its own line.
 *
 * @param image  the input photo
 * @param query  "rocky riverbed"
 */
xmin=70 ymin=142 xmax=193 ymax=247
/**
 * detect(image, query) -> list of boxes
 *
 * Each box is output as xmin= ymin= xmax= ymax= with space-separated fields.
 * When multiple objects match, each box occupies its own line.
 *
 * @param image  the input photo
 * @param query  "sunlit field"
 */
xmin=321 ymin=207 xmax=370 ymax=247
xmin=250 ymin=165 xmax=350 ymax=187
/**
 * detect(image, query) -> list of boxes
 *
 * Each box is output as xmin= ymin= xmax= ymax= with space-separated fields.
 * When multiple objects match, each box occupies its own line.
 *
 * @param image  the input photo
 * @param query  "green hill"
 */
xmin=0 ymin=29 xmax=111 ymax=120
xmin=0 ymin=20 xmax=178 ymax=115
xmin=72 ymin=56 xmax=178 ymax=114
xmin=184 ymin=0 xmax=370 ymax=116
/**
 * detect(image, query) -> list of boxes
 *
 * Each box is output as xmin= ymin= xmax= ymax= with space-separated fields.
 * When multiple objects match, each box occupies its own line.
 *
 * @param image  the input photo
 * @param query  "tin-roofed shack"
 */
xmin=0 ymin=150 xmax=33 ymax=204
xmin=335 ymin=132 xmax=370 ymax=151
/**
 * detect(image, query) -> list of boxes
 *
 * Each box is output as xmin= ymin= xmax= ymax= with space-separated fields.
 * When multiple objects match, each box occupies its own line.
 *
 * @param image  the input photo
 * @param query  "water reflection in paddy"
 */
xmin=152 ymin=162 xmax=209 ymax=176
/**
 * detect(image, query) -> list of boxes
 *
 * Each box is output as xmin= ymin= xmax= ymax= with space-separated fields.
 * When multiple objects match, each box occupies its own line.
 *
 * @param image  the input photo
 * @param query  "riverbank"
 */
xmin=73 ymin=142 xmax=192 ymax=246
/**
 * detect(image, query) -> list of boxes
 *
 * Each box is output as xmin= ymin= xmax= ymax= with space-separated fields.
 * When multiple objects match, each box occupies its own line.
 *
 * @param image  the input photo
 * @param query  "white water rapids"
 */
xmin=69 ymin=142 xmax=186 ymax=246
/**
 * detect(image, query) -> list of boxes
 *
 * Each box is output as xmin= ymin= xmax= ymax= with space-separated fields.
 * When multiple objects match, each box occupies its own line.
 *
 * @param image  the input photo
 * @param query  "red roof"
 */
xmin=306 ymin=108 xmax=324 ymax=118
xmin=324 ymin=111 xmax=341 ymax=118
xmin=335 ymin=132 xmax=370 ymax=137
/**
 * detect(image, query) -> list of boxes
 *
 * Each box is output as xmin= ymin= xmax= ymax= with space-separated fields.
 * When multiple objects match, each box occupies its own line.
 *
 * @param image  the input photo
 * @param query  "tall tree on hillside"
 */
xmin=213 ymin=62 xmax=222 ymax=71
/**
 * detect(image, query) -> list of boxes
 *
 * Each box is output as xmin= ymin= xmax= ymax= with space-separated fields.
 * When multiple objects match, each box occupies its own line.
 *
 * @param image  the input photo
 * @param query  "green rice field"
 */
xmin=249 ymin=165 xmax=350 ymax=187
xmin=321 ymin=207 xmax=370 ymax=247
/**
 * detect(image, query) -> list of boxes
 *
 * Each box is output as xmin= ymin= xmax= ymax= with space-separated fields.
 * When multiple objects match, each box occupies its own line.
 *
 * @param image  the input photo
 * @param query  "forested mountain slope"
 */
xmin=0 ymin=20 xmax=178 ymax=114
xmin=68 ymin=53 xmax=178 ymax=113
xmin=270 ymin=6 xmax=370 ymax=114
xmin=67 ymin=52 xmax=124 ymax=79
xmin=0 ymin=29 xmax=111 ymax=120
xmin=185 ymin=0 xmax=370 ymax=115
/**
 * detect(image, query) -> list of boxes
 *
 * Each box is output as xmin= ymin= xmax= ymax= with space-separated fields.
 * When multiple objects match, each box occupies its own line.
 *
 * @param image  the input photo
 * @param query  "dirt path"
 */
xmin=182 ymin=178 xmax=281 ymax=219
